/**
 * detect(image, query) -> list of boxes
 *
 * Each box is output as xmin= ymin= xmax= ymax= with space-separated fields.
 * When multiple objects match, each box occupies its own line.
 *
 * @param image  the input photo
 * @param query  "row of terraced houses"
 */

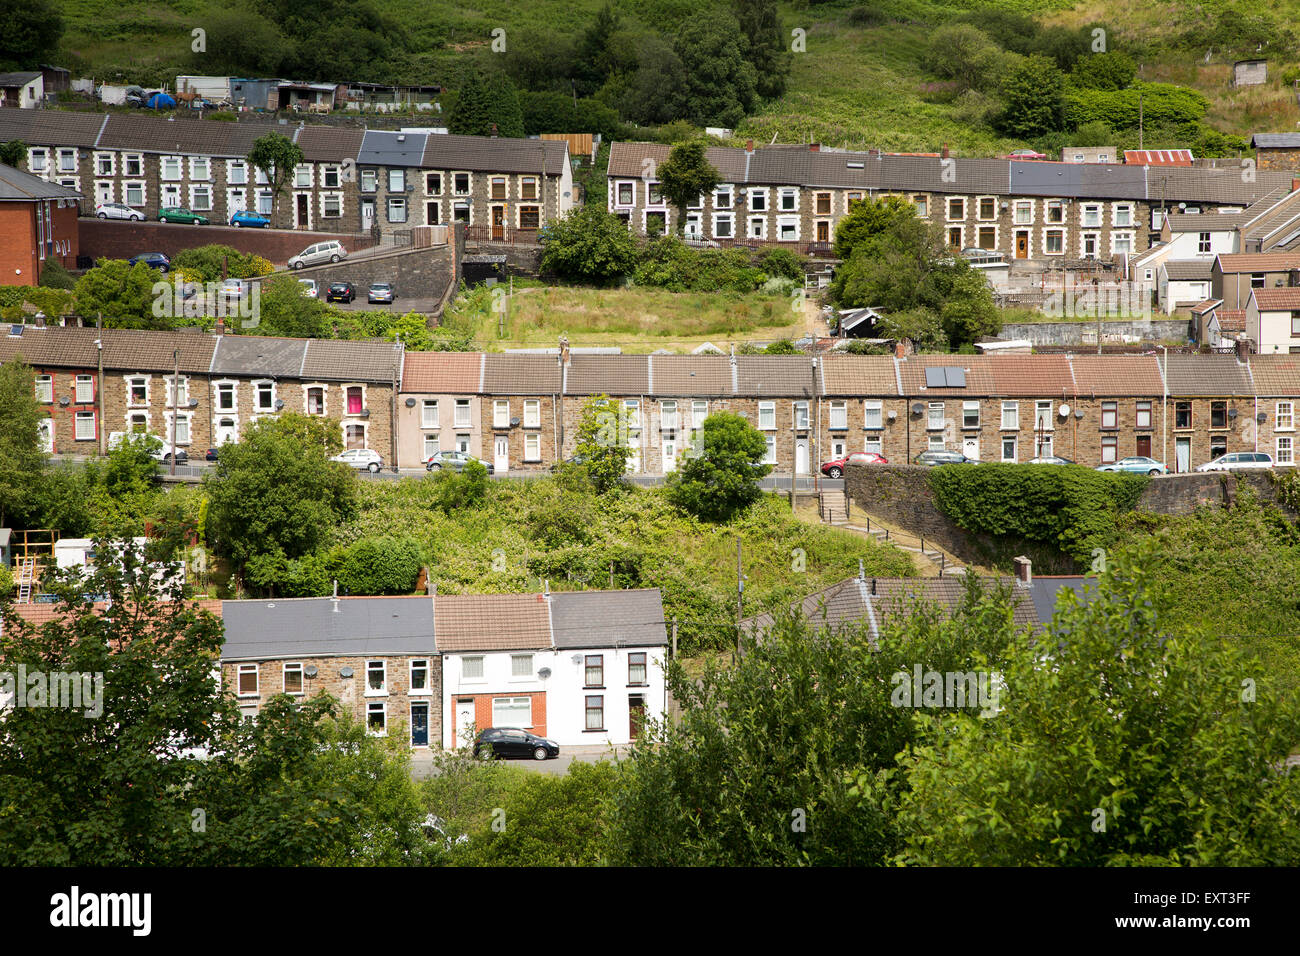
xmin=10 ymin=324 xmax=1300 ymax=473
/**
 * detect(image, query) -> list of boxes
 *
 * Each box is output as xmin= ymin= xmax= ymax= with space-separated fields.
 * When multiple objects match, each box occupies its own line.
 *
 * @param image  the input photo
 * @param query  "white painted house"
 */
xmin=1158 ymin=260 xmax=1215 ymax=314
xmin=1246 ymin=287 xmax=1300 ymax=353
xmin=437 ymin=588 xmax=668 ymax=750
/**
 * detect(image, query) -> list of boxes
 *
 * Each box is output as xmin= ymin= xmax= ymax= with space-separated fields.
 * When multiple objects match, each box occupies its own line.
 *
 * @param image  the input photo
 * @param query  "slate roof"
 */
xmin=819 ymin=355 xmax=899 ymax=395
xmin=302 ymin=339 xmax=400 ymax=383
xmin=210 ymin=335 xmax=307 ymax=378
xmin=1160 ymin=353 xmax=1253 ymax=395
xmin=433 ymin=593 xmax=553 ymax=652
xmin=1164 ymin=211 xmax=1249 ymax=232
xmin=482 ymin=354 xmax=561 ymax=394
xmin=1068 ymin=355 xmax=1165 ymax=396
xmin=1252 ymin=288 xmax=1300 ymax=311
xmin=402 ymin=351 xmax=481 ymax=393
xmin=358 ymin=129 xmax=428 ymax=168
xmin=0 ymin=163 xmax=82 ymax=201
xmin=1245 ymin=354 xmax=1300 ymax=394
xmin=1252 ymin=133 xmax=1300 ymax=148
xmin=0 ymin=107 xmax=107 ymax=148
xmin=421 ymin=134 xmax=568 ymax=176
xmin=564 ymin=355 xmax=650 ymax=395
xmin=1026 ymin=576 xmax=1093 ymax=626
xmin=1009 ymin=160 xmax=1146 ymax=199
xmin=1163 ymin=260 xmax=1215 ymax=280
xmin=549 ymin=589 xmax=667 ymax=649
xmin=646 ymin=354 xmax=734 ymax=396
xmin=0 ymin=72 xmax=42 ymax=87
xmin=219 ymin=595 xmax=435 ymax=660
xmin=0 ymin=327 xmax=219 ymax=372
xmin=97 ymin=113 xmax=270 ymax=157
xmin=1151 ymin=167 xmax=1292 ymax=206
xmin=734 ymin=355 xmax=818 ymax=396
xmin=1215 ymin=252 xmax=1300 ymax=273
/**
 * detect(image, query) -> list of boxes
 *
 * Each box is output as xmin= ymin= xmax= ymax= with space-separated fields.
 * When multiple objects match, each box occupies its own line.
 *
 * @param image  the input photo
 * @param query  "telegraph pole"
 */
xmin=170 ymin=348 xmax=179 ymax=476
xmin=736 ymin=537 xmax=744 ymax=655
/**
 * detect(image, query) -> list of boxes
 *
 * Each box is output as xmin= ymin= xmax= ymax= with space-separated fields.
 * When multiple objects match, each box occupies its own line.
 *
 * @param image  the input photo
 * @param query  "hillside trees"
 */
xmin=657 ymin=140 xmax=721 ymax=237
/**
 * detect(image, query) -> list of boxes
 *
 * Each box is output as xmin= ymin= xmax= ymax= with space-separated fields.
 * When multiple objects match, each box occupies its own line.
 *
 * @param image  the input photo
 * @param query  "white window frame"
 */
xmin=776 ymin=215 xmax=800 ymax=242
xmin=748 ymin=188 xmax=768 ymax=212
xmin=713 ymin=211 xmax=734 ymax=238
xmin=34 ymin=374 xmax=53 ymax=403
xmin=962 ymin=401 xmax=980 ymax=429
xmin=283 ymin=663 xmax=304 ymax=696
xmin=1001 ymin=436 xmax=1017 ymax=463
xmin=462 ymin=656 xmax=485 ymax=681
xmin=758 ymin=401 xmax=776 ymax=430
xmin=778 ymin=187 xmax=799 ymax=212
xmin=237 ymin=663 xmax=259 ymax=698
xmin=493 ymin=696 xmax=532 ymax=729
xmin=1277 ymin=402 xmax=1295 ymax=431
xmin=829 ymin=401 xmax=847 ymax=430
xmin=864 ymin=401 xmax=883 ymax=430
xmin=421 ymin=399 xmax=439 ymax=429
xmin=321 ymin=193 xmax=343 ymax=218
xmin=163 ymin=411 xmax=193 ymax=446
xmin=74 ymin=374 xmax=93 ymax=404
xmin=410 ymin=659 xmax=431 ymax=695
xmin=661 ymin=400 xmax=678 ymax=431
xmin=227 ymin=159 xmax=248 ymax=185
xmin=454 ymin=399 xmax=472 ymax=428
xmin=188 ymin=184 xmax=213 ymax=212
xmin=1277 ymin=435 xmax=1294 ymax=465
xmin=523 ymin=399 xmax=540 ymax=428
xmin=161 ymin=156 xmax=183 ymax=181
xmin=524 ymin=433 xmax=540 ymax=461
xmin=94 ymin=152 xmax=114 ymax=176
xmin=493 ymin=400 xmax=510 ymax=429
xmin=1035 ymin=400 xmax=1053 ymax=432
xmin=511 ymin=654 xmax=533 ymax=679
xmin=1001 ymin=401 xmax=1019 ymax=430
xmin=124 ymin=181 xmax=146 ymax=208
xmin=253 ymin=379 xmax=276 ymax=414
xmin=927 ymin=402 xmax=944 ymax=431
xmin=367 ymin=701 xmax=387 ymax=736
xmin=793 ymin=401 xmax=810 ymax=430
xmin=75 ymin=411 xmax=96 ymax=441
xmin=366 ymin=660 xmax=388 ymax=697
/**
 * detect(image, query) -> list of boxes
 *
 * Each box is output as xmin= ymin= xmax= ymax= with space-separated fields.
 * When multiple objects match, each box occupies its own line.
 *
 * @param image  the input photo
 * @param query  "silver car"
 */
xmin=1195 ymin=451 xmax=1274 ymax=472
xmin=95 ymin=202 xmax=145 ymax=221
xmin=288 ymin=240 xmax=347 ymax=270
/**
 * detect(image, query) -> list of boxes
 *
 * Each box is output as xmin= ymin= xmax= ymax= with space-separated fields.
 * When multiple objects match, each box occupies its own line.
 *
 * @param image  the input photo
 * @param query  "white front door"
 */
xmin=215 ymin=418 xmax=238 ymax=445
xmin=455 ymin=699 xmax=475 ymax=748
xmin=361 ymin=200 xmax=375 ymax=232
xmin=662 ymin=439 xmax=677 ymax=473
xmin=494 ymin=436 xmax=509 ymax=474
xmin=1175 ymin=437 xmax=1191 ymax=473
xmin=963 ymin=437 xmax=979 ymax=460
xmin=795 ymin=439 xmax=809 ymax=475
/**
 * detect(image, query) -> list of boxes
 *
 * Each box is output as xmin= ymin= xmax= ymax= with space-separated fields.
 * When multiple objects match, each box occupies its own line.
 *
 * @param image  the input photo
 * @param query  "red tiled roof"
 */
xmin=402 ymin=352 xmax=481 ymax=393
xmin=1068 ymin=355 xmax=1164 ymax=396
xmin=1252 ymin=288 xmax=1300 ymax=311
xmin=433 ymin=593 xmax=553 ymax=652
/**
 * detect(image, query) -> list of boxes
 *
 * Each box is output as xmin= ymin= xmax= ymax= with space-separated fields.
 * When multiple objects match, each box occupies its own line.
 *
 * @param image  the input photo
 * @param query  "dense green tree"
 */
xmin=733 ymin=0 xmax=790 ymax=100
xmin=385 ymin=311 xmax=435 ymax=351
xmin=616 ymin=34 xmax=688 ymax=126
xmin=0 ymin=140 xmax=26 ymax=169
xmin=666 ymin=412 xmax=770 ymax=522
xmin=336 ymin=537 xmax=423 ymax=595
xmin=247 ymin=133 xmax=305 ymax=224
xmin=832 ymin=194 xmax=921 ymax=261
xmin=170 ymin=245 xmax=274 ymax=282
xmin=1071 ymin=50 xmax=1137 ymax=90
xmin=997 ymin=54 xmax=1067 ymax=138
xmin=37 ymin=259 xmax=75 ymax=290
xmin=538 ymin=204 xmax=639 ymax=284
xmin=896 ymin=548 xmax=1300 ymax=865
xmin=672 ymin=11 xmax=759 ymax=128
xmin=204 ymin=414 xmax=357 ymax=578
xmin=574 ymin=395 xmax=632 ymax=494
xmin=252 ymin=274 xmax=329 ymax=338
xmin=0 ymin=358 xmax=45 ymax=527
xmin=73 ymin=259 xmax=167 ymax=330
xmin=0 ymin=0 xmax=63 ymax=72
xmin=924 ymin=24 xmax=1004 ymax=93
xmin=657 ymin=140 xmax=721 ymax=237
xmin=426 ymin=459 xmax=490 ymax=513
xmin=198 ymin=9 xmax=289 ymax=76
xmin=573 ymin=2 xmax=624 ymax=96
xmin=449 ymin=70 xmax=524 ymax=138
xmin=937 ymin=265 xmax=1001 ymax=348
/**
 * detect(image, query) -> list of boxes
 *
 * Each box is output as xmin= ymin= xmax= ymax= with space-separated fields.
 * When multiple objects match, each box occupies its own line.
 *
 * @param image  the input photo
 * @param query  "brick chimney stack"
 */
xmin=745 ymin=139 xmax=754 ymax=153
xmin=558 ymin=334 xmax=570 ymax=366
xmin=809 ymin=142 xmax=820 ymax=152
xmin=1292 ymin=177 xmax=1300 ymax=193
xmin=214 ymin=319 xmax=225 ymax=336
xmin=895 ymin=341 xmax=905 ymax=359
xmin=1013 ymin=556 xmax=1033 ymax=588
xmin=941 ymin=143 xmax=949 ymax=159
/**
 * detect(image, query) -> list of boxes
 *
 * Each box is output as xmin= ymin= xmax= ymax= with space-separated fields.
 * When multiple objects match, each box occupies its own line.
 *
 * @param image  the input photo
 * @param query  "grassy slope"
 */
xmin=340 ymin=477 xmax=916 ymax=652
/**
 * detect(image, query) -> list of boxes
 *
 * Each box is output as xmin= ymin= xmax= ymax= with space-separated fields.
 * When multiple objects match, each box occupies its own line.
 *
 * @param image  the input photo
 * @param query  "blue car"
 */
xmin=128 ymin=252 xmax=170 ymax=272
xmin=1095 ymin=456 xmax=1167 ymax=475
xmin=229 ymin=210 xmax=270 ymax=228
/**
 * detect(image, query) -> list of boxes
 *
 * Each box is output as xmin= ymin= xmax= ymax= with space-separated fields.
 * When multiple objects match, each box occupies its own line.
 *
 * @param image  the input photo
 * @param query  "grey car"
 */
xmin=914 ymin=450 xmax=978 ymax=466
xmin=425 ymin=450 xmax=494 ymax=474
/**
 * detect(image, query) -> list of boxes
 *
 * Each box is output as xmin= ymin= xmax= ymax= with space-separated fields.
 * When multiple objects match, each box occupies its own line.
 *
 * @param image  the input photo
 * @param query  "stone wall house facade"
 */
xmin=481 ymin=353 xmax=563 ymax=474
xmin=0 ymin=108 xmax=572 ymax=238
xmin=606 ymin=141 xmax=1292 ymax=262
xmin=1248 ymin=355 xmax=1300 ymax=466
xmin=220 ymin=595 xmax=441 ymax=749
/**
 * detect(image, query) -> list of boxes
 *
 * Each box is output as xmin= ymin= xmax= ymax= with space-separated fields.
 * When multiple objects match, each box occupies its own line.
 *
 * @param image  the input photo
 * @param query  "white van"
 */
xmin=288 ymin=240 xmax=347 ymax=269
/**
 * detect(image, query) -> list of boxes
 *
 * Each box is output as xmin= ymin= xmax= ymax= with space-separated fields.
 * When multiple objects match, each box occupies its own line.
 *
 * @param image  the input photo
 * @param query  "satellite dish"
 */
xmin=304 ymin=664 xmax=318 ymax=678
xmin=1058 ymin=403 xmax=1070 ymax=417
xmin=538 ymin=667 xmax=552 ymax=679
xmin=911 ymin=402 xmax=925 ymax=415
xmin=340 ymin=667 xmax=354 ymax=678
xmin=887 ymin=410 xmax=897 ymax=420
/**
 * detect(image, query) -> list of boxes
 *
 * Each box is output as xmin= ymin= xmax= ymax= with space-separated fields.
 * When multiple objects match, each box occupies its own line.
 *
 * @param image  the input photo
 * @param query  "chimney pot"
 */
xmin=941 ymin=143 xmax=949 ymax=159
xmin=1013 ymin=555 xmax=1032 ymax=587
xmin=809 ymin=142 xmax=820 ymax=152
xmin=746 ymin=139 xmax=754 ymax=153
xmin=895 ymin=341 xmax=905 ymax=359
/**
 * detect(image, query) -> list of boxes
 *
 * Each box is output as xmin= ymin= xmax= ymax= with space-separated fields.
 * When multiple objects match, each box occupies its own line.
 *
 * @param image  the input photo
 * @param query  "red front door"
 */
xmin=1136 ymin=435 xmax=1152 ymax=457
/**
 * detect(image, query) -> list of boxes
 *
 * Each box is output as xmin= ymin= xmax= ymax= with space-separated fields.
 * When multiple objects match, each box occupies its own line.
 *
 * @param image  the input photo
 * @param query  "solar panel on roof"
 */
xmin=8 ymin=324 xmax=22 ymax=337
xmin=945 ymin=367 xmax=966 ymax=387
xmin=924 ymin=367 xmax=946 ymax=387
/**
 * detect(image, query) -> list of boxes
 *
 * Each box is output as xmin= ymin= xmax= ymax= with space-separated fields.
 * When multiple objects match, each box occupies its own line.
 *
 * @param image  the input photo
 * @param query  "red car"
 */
xmin=821 ymin=452 xmax=887 ymax=478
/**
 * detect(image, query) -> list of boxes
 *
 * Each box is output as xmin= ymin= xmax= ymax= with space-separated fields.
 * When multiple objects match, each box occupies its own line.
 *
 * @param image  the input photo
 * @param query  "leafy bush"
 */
xmin=666 ymin=412 xmax=771 ymax=521
xmin=171 ymin=245 xmax=275 ymax=282
xmin=633 ymin=237 xmax=765 ymax=293
xmin=1064 ymin=83 xmax=1208 ymax=134
xmin=336 ymin=536 xmax=423 ymax=595
xmin=427 ymin=460 xmax=489 ymax=513
xmin=539 ymin=204 xmax=640 ymax=284
xmin=927 ymin=463 xmax=1149 ymax=565
xmin=38 ymin=260 xmax=76 ymax=290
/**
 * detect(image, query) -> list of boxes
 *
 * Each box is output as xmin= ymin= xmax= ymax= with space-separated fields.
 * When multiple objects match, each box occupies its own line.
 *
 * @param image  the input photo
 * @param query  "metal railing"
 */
xmin=462 ymin=225 xmax=541 ymax=245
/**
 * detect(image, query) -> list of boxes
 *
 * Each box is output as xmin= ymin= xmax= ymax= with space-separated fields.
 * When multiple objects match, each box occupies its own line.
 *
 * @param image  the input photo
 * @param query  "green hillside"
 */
xmin=40 ymin=0 xmax=1300 ymax=154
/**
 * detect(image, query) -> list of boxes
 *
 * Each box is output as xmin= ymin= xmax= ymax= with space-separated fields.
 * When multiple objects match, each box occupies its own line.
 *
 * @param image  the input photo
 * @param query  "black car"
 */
xmin=473 ymin=727 xmax=559 ymax=761
xmin=326 ymin=282 xmax=356 ymax=303
xmin=914 ymin=450 xmax=978 ymax=467
xmin=205 ymin=447 xmax=220 ymax=462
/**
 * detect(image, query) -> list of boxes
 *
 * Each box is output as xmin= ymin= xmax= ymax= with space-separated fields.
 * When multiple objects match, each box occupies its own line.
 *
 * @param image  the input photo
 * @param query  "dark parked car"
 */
xmin=128 ymin=252 xmax=170 ymax=272
xmin=914 ymin=450 xmax=978 ymax=466
xmin=326 ymin=282 xmax=356 ymax=303
xmin=205 ymin=447 xmax=220 ymax=462
xmin=425 ymin=450 xmax=494 ymax=474
xmin=821 ymin=451 xmax=887 ymax=478
xmin=549 ymin=454 xmax=588 ymax=472
xmin=473 ymin=727 xmax=559 ymax=761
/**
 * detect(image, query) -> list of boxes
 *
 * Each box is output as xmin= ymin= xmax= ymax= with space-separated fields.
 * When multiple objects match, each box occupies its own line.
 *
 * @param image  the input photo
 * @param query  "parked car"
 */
xmin=1006 ymin=148 xmax=1048 ymax=160
xmin=94 ymin=202 xmax=145 ymax=221
xmin=368 ymin=282 xmax=394 ymax=304
xmin=157 ymin=206 xmax=209 ymax=225
xmin=128 ymin=252 xmax=170 ymax=272
xmin=1196 ymin=451 xmax=1274 ymax=472
xmin=332 ymin=448 xmax=383 ymax=473
xmin=204 ymin=447 xmax=220 ymax=462
xmin=549 ymin=454 xmax=587 ymax=473
xmin=821 ymin=451 xmax=887 ymax=478
xmin=326 ymin=281 xmax=356 ymax=303
xmin=426 ymin=450 xmax=494 ymax=474
xmin=218 ymin=278 xmax=249 ymax=303
xmin=155 ymin=444 xmax=188 ymax=464
xmin=1096 ymin=456 xmax=1167 ymax=475
xmin=298 ymin=278 xmax=318 ymax=298
xmin=473 ymin=727 xmax=559 ymax=761
xmin=1028 ymin=455 xmax=1078 ymax=465
xmin=914 ymin=450 xmax=978 ymax=466
xmin=229 ymin=210 xmax=270 ymax=228
xmin=288 ymin=240 xmax=347 ymax=269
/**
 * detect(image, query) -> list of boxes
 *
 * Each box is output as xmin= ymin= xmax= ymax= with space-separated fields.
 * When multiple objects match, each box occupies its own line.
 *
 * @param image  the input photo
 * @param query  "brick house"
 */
xmin=817 ymin=355 xmax=904 ymax=464
xmin=0 ymin=163 xmax=80 ymax=284
xmin=606 ymin=141 xmax=1290 ymax=261
xmin=1158 ymin=353 xmax=1254 ymax=472
xmin=641 ymin=354 xmax=737 ymax=475
xmin=438 ymin=588 xmax=667 ymax=750
xmin=1251 ymin=133 xmax=1300 ymax=172
xmin=397 ymin=351 xmax=484 ymax=469
xmin=220 ymin=595 xmax=441 ymax=748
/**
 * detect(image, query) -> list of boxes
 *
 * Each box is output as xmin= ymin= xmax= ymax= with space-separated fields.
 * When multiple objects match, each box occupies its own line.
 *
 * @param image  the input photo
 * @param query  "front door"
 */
xmin=1136 ymin=435 xmax=1152 ymax=457
xmin=296 ymin=193 xmax=309 ymax=229
xmin=426 ymin=201 xmax=439 ymax=225
xmin=361 ymin=199 xmax=375 ymax=233
xmin=629 ymin=695 xmax=645 ymax=740
xmin=1015 ymin=231 xmax=1029 ymax=258
xmin=455 ymin=698 xmax=475 ymax=748
xmin=795 ymin=438 xmax=809 ymax=475
xmin=816 ymin=220 xmax=830 ymax=243
xmin=491 ymin=205 xmax=505 ymax=241
xmin=662 ymin=439 xmax=677 ymax=473
xmin=963 ymin=437 xmax=980 ymax=460
xmin=215 ymin=417 xmax=237 ymax=446
xmin=1175 ymin=437 xmax=1191 ymax=473
xmin=494 ymin=436 xmax=509 ymax=474
xmin=410 ymin=703 xmax=429 ymax=747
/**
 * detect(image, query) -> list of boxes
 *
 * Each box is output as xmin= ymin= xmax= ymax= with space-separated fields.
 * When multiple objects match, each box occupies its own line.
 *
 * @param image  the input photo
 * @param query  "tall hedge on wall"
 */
xmin=927 ymin=465 xmax=1148 ymax=564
